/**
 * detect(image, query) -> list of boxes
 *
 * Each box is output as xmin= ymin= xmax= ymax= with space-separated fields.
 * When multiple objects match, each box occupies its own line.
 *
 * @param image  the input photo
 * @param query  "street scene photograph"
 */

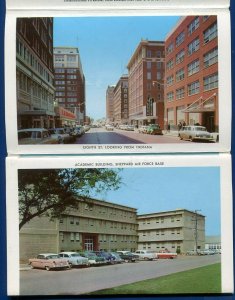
xmin=16 ymin=15 xmax=220 ymax=146
xmin=18 ymin=165 xmax=223 ymax=295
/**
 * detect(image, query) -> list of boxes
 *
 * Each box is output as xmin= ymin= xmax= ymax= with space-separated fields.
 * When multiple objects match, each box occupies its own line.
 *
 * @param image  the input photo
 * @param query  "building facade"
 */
xmin=53 ymin=47 xmax=86 ymax=125
xmin=164 ymin=16 xmax=218 ymax=132
xmin=20 ymin=198 xmax=138 ymax=262
xmin=54 ymin=106 xmax=77 ymax=127
xmin=205 ymin=235 xmax=221 ymax=252
xmin=127 ymin=40 xmax=165 ymax=129
xmin=16 ymin=18 xmax=55 ymax=129
xmin=137 ymin=209 xmax=205 ymax=254
xmin=106 ymin=85 xmax=115 ymax=123
xmin=113 ymin=75 xmax=129 ymax=125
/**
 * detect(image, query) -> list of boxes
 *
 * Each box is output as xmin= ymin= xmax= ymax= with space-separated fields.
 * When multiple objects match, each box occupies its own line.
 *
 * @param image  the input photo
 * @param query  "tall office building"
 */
xmin=54 ymin=47 xmax=86 ymax=125
xmin=16 ymin=18 xmax=55 ymax=129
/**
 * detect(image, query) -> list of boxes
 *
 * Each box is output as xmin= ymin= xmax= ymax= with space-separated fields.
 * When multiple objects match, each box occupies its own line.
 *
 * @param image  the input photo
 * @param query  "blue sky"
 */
xmin=53 ymin=16 xmax=180 ymax=120
xmin=90 ymin=167 xmax=221 ymax=236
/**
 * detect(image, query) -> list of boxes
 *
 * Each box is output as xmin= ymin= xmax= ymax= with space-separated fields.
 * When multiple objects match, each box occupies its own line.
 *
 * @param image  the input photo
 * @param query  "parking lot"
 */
xmin=20 ymin=254 xmax=221 ymax=295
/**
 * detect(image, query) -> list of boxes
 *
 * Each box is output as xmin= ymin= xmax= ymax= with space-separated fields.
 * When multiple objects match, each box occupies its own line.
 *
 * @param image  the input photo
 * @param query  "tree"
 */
xmin=18 ymin=168 xmax=121 ymax=230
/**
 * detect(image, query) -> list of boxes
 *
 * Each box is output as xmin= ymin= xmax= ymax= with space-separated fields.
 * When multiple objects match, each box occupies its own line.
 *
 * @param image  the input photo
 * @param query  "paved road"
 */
xmin=75 ymin=128 xmax=189 ymax=144
xmin=20 ymin=255 xmax=220 ymax=295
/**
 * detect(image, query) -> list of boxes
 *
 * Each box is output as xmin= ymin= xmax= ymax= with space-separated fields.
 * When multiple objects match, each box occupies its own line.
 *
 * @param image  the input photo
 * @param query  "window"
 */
xmin=67 ymin=55 xmax=76 ymax=62
xmin=147 ymin=72 xmax=152 ymax=80
xmin=75 ymin=233 xmax=80 ymax=241
xmin=188 ymin=59 xmax=200 ymax=76
xmin=176 ymin=68 xmax=185 ymax=82
xmin=167 ymin=92 xmax=174 ymax=102
xmin=166 ymin=59 xmax=174 ymax=70
xmin=67 ymin=75 xmax=77 ymax=79
xmin=176 ymin=31 xmax=185 ymax=47
xmin=188 ymin=37 xmax=200 ymax=55
xmin=70 ymin=232 xmax=74 ymax=242
xmin=188 ymin=80 xmax=200 ymax=95
xmin=156 ymin=50 xmax=161 ymax=57
xmin=176 ymin=50 xmax=185 ymax=64
xmin=204 ymin=48 xmax=218 ymax=68
xmin=70 ymin=217 xmax=74 ymax=224
xmin=157 ymin=72 xmax=162 ymax=80
xmin=204 ymin=23 xmax=217 ymax=44
xmin=147 ymin=61 xmax=151 ymax=69
xmin=146 ymin=50 xmax=152 ymax=58
xmin=166 ymin=42 xmax=174 ymax=55
xmin=204 ymin=73 xmax=218 ymax=91
xmin=166 ymin=75 xmax=174 ymax=86
xmin=176 ymin=88 xmax=185 ymax=100
xmin=188 ymin=17 xmax=200 ymax=35
xmin=157 ymin=62 xmax=162 ymax=69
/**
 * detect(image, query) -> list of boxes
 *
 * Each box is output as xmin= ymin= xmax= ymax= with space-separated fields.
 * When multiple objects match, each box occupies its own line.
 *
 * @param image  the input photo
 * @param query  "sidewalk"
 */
xmin=162 ymin=130 xmax=179 ymax=137
xmin=20 ymin=264 xmax=31 ymax=271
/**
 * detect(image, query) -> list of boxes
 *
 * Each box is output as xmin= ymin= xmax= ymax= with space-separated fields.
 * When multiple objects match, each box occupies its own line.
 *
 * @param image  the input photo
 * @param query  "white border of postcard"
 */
xmin=5 ymin=6 xmax=231 ymax=154
xmin=6 ymin=153 xmax=233 ymax=295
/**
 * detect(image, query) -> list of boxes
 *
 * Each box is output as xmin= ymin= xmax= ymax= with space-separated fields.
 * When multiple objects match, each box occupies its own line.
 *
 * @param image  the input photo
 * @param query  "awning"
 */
xmin=182 ymin=93 xmax=216 ymax=113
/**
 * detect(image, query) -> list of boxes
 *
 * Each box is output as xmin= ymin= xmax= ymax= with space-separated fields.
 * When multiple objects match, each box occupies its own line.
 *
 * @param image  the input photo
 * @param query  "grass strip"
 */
xmin=90 ymin=263 xmax=221 ymax=295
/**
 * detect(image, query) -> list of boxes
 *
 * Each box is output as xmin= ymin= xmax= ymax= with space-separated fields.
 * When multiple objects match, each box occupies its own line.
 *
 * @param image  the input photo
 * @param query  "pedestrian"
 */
xmin=167 ymin=123 xmax=170 ymax=132
xmin=182 ymin=121 xmax=186 ymax=127
xmin=178 ymin=122 xmax=182 ymax=132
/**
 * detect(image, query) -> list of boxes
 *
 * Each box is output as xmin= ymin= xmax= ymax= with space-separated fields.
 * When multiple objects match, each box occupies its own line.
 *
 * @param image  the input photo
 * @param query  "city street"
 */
xmin=20 ymin=254 xmax=220 ymax=295
xmin=75 ymin=127 xmax=189 ymax=144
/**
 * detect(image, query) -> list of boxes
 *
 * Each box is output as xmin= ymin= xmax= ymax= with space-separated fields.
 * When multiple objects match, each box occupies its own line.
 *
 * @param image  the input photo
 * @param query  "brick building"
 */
xmin=127 ymin=40 xmax=165 ymax=129
xmin=54 ymin=47 xmax=86 ymax=125
xmin=137 ymin=209 xmax=205 ymax=254
xmin=164 ymin=16 xmax=218 ymax=132
xmin=16 ymin=18 xmax=55 ymax=129
xmin=113 ymin=75 xmax=129 ymax=125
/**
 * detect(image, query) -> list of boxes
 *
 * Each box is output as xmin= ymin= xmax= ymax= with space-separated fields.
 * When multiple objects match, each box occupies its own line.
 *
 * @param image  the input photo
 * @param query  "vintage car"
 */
xmin=110 ymin=252 xmax=124 ymax=263
xmin=146 ymin=124 xmax=163 ymax=135
xmin=105 ymin=124 xmax=114 ymax=131
xmin=29 ymin=253 xmax=70 ymax=271
xmin=18 ymin=128 xmax=58 ymax=145
xmin=157 ymin=250 xmax=177 ymax=259
xmin=116 ymin=251 xmax=139 ymax=262
xmin=138 ymin=125 xmax=149 ymax=134
xmin=58 ymin=252 xmax=90 ymax=267
xmin=134 ymin=250 xmax=155 ymax=261
xmin=48 ymin=128 xmax=75 ymax=144
xmin=179 ymin=126 xmax=214 ymax=142
xmin=80 ymin=251 xmax=107 ymax=266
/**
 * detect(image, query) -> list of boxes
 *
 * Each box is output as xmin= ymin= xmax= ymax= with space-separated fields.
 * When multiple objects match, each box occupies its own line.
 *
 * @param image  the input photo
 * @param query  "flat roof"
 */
xmin=138 ymin=208 xmax=205 ymax=218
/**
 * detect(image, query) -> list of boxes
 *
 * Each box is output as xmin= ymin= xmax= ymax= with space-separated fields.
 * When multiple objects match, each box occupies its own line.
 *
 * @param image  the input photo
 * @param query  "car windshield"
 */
xmin=46 ymin=255 xmax=59 ymax=259
xmin=195 ymin=127 xmax=206 ymax=131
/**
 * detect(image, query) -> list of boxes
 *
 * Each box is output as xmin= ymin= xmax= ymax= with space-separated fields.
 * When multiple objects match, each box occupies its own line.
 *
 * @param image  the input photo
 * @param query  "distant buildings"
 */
xmin=113 ymin=75 xmax=129 ymax=125
xmin=127 ymin=40 xmax=165 ymax=129
xmin=205 ymin=236 xmax=221 ymax=252
xmin=16 ymin=18 xmax=55 ymax=129
xmin=164 ymin=16 xmax=218 ymax=132
xmin=53 ymin=47 xmax=86 ymax=125
xmin=137 ymin=209 xmax=205 ymax=253
xmin=106 ymin=85 xmax=115 ymax=123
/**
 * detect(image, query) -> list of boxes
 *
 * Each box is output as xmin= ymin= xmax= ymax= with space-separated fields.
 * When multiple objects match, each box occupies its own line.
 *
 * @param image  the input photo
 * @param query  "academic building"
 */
xmin=164 ymin=16 xmax=218 ymax=132
xmin=20 ymin=198 xmax=138 ymax=262
xmin=137 ymin=209 xmax=205 ymax=254
xmin=53 ymin=47 xmax=86 ymax=125
xmin=127 ymin=40 xmax=165 ymax=129
xmin=16 ymin=18 xmax=55 ymax=129
xmin=113 ymin=75 xmax=129 ymax=125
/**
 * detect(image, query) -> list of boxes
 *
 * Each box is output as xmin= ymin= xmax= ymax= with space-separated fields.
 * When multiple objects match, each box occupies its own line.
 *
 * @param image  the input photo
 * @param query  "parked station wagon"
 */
xmin=29 ymin=253 xmax=70 ymax=271
xmin=179 ymin=126 xmax=214 ymax=142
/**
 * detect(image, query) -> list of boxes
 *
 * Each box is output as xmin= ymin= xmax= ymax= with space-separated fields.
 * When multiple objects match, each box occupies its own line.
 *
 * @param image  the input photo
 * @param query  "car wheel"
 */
xmin=45 ymin=266 xmax=50 ymax=271
xmin=68 ymin=263 xmax=72 ymax=269
xmin=189 ymin=136 xmax=193 ymax=142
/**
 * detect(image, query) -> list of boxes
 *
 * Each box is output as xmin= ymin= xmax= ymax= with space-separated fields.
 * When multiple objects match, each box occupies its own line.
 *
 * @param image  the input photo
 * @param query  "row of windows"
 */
xmin=167 ymin=45 xmax=217 ymax=75
xmin=141 ymin=216 xmax=181 ymax=224
xmin=166 ymin=18 xmax=216 ymax=55
xmin=142 ymin=229 xmax=181 ymax=236
xmin=167 ymin=73 xmax=218 ymax=101
xmin=99 ymin=235 xmax=137 ymax=243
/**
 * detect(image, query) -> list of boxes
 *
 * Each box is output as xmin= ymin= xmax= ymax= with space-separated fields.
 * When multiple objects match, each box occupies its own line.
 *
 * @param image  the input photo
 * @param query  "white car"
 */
xmin=58 ymin=252 xmax=90 ymax=267
xmin=179 ymin=126 xmax=214 ymax=142
xmin=18 ymin=128 xmax=58 ymax=145
xmin=48 ymin=128 xmax=75 ymax=144
xmin=134 ymin=250 xmax=155 ymax=261
xmin=105 ymin=124 xmax=114 ymax=131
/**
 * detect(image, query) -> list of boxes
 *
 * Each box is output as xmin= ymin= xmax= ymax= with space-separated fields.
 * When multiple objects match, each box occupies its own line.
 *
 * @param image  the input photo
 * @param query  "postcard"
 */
xmin=6 ymin=154 xmax=233 ymax=295
xmin=5 ymin=0 xmax=231 ymax=154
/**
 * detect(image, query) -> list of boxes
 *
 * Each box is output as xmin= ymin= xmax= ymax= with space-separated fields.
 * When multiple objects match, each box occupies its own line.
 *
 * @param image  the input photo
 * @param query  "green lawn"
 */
xmin=90 ymin=263 xmax=221 ymax=295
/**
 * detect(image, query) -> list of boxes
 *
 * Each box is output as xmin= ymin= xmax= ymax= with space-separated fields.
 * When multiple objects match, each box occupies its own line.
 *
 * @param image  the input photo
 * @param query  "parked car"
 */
xmin=116 ymin=251 xmax=139 ymax=262
xmin=186 ymin=250 xmax=198 ymax=256
xmin=138 ymin=125 xmax=149 ymax=134
xmin=126 ymin=125 xmax=135 ymax=131
xmin=198 ymin=249 xmax=216 ymax=255
xmin=79 ymin=251 xmax=107 ymax=266
xmin=84 ymin=125 xmax=90 ymax=132
xmin=29 ymin=253 xmax=70 ymax=271
xmin=58 ymin=252 xmax=90 ymax=268
xmin=72 ymin=126 xmax=85 ymax=137
xmin=179 ymin=126 xmax=214 ymax=142
xmin=48 ymin=128 xmax=74 ymax=144
xmin=105 ymin=124 xmax=114 ymax=131
xmin=18 ymin=128 xmax=58 ymax=145
xmin=110 ymin=252 xmax=124 ymax=263
xmin=93 ymin=251 xmax=116 ymax=264
xmin=157 ymin=250 xmax=177 ymax=259
xmin=146 ymin=124 xmax=163 ymax=135
xmin=134 ymin=250 xmax=155 ymax=261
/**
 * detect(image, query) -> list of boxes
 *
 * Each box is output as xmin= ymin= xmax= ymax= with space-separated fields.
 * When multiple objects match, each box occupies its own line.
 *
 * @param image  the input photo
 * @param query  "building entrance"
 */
xmin=82 ymin=233 xmax=99 ymax=251
xmin=202 ymin=112 xmax=215 ymax=132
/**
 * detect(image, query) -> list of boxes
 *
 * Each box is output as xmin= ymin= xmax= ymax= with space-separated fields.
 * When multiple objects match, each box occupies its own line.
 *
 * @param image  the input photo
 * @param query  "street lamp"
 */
xmin=192 ymin=209 xmax=201 ymax=253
